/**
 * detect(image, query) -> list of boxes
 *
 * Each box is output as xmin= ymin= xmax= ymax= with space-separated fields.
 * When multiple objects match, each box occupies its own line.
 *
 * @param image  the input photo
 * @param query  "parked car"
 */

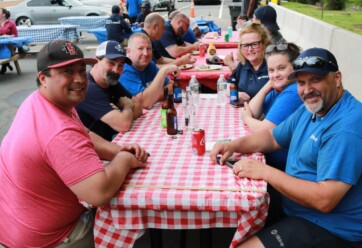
xmin=149 ymin=0 xmax=175 ymax=11
xmin=8 ymin=0 xmax=110 ymax=26
xmin=194 ymin=0 xmax=221 ymax=5
xmin=78 ymin=0 xmax=119 ymax=7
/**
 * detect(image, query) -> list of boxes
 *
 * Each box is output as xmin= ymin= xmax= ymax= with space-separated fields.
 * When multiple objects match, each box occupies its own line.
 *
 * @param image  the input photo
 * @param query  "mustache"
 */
xmin=302 ymin=91 xmax=321 ymax=100
xmin=105 ymin=72 xmax=120 ymax=86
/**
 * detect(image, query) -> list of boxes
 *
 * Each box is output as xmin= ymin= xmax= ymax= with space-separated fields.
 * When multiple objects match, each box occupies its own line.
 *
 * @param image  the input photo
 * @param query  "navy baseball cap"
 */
xmin=254 ymin=6 xmax=279 ymax=31
xmin=141 ymin=1 xmax=151 ymax=8
xmin=37 ymin=40 xmax=96 ymax=72
xmin=288 ymin=48 xmax=339 ymax=80
xmin=95 ymin=40 xmax=132 ymax=64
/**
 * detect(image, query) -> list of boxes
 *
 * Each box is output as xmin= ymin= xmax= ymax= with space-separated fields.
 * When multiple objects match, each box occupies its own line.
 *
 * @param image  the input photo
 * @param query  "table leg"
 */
xmin=150 ymin=229 xmax=163 ymax=248
xmin=200 ymin=229 xmax=212 ymax=248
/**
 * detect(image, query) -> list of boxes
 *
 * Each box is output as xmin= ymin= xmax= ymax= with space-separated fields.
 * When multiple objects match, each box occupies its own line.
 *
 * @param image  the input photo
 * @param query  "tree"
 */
xmin=324 ymin=0 xmax=345 ymax=10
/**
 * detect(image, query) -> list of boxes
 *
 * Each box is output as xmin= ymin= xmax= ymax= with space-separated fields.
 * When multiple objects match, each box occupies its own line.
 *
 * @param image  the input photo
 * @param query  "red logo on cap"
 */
xmin=64 ymin=42 xmax=78 ymax=56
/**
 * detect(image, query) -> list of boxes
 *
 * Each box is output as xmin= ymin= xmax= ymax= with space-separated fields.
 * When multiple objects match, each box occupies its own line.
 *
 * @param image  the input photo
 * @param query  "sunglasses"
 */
xmin=293 ymin=56 xmax=338 ymax=70
xmin=265 ymin=43 xmax=288 ymax=54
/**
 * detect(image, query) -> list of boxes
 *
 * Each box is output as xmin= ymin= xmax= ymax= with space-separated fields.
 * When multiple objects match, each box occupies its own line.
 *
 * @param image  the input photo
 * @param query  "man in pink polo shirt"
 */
xmin=0 ymin=40 xmax=149 ymax=248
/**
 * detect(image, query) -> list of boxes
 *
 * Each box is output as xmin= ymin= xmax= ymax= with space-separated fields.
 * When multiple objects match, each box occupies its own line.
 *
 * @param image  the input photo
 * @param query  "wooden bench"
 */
xmin=0 ymin=53 xmax=23 ymax=75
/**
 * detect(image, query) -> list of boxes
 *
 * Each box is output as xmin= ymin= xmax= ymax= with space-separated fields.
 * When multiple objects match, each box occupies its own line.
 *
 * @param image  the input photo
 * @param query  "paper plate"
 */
xmin=179 ymin=64 xmax=193 ymax=70
xmin=196 ymin=64 xmax=222 ymax=71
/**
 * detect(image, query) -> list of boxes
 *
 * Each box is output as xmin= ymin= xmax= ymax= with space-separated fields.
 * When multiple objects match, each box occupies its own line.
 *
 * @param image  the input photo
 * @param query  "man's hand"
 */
xmin=193 ymin=41 xmax=201 ymax=51
xmin=232 ymin=158 xmax=267 ymax=180
xmin=119 ymin=96 xmax=135 ymax=110
xmin=162 ymin=64 xmax=180 ymax=77
xmin=178 ymin=54 xmax=196 ymax=66
xmin=118 ymin=143 xmax=149 ymax=163
xmin=210 ymin=142 xmax=235 ymax=166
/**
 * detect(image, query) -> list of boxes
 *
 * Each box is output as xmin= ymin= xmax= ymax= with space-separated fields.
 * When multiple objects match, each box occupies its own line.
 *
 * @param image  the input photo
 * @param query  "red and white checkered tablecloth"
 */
xmin=94 ymin=95 xmax=269 ymax=248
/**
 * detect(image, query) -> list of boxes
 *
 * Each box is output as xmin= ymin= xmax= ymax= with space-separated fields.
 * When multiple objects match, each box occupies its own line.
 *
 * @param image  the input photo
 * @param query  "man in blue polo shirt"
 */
xmin=126 ymin=0 xmax=142 ymax=23
xmin=119 ymin=33 xmax=180 ymax=109
xmin=211 ymin=48 xmax=362 ymax=248
xmin=152 ymin=13 xmax=200 ymax=59
xmin=142 ymin=13 xmax=196 ymax=67
xmin=76 ymin=41 xmax=143 ymax=141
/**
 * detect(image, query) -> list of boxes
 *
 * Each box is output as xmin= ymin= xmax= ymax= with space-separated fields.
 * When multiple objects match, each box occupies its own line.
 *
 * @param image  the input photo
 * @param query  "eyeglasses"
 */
xmin=240 ymin=41 xmax=261 ymax=51
xmin=265 ymin=43 xmax=288 ymax=54
xmin=293 ymin=56 xmax=338 ymax=70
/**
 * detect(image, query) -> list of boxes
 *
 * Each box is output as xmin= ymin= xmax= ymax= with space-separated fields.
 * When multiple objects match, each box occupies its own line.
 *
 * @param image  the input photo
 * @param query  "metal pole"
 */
xmin=321 ymin=0 xmax=324 ymax=19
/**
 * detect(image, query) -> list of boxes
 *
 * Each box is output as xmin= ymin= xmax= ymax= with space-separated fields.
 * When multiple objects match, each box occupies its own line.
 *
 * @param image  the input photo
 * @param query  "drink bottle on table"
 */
xmin=217 ymin=74 xmax=227 ymax=106
xmin=173 ymin=76 xmax=182 ymax=103
xmin=229 ymin=74 xmax=239 ymax=104
xmin=189 ymin=75 xmax=200 ymax=106
xmin=160 ymin=87 xmax=169 ymax=128
xmin=166 ymin=93 xmax=178 ymax=135
xmin=185 ymin=86 xmax=196 ymax=130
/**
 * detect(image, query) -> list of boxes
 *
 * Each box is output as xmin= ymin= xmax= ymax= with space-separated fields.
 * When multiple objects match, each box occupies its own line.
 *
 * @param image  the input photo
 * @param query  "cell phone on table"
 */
xmin=225 ymin=160 xmax=237 ymax=168
xmin=216 ymin=156 xmax=237 ymax=168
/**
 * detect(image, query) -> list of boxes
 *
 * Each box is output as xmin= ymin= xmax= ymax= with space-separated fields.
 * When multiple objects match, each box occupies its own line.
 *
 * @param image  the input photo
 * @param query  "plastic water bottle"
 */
xmin=185 ymin=86 xmax=196 ymax=130
xmin=227 ymin=26 xmax=233 ymax=39
xmin=189 ymin=75 xmax=200 ymax=106
xmin=217 ymin=74 xmax=227 ymax=106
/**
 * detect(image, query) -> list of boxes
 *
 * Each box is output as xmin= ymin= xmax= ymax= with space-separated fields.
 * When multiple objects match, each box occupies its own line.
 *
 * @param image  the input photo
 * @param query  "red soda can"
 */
xmin=192 ymin=128 xmax=206 ymax=155
xmin=199 ymin=44 xmax=206 ymax=57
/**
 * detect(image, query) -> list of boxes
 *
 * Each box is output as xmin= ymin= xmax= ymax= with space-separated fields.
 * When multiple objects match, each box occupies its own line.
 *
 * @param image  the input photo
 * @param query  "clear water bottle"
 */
xmin=189 ymin=75 xmax=200 ymax=106
xmin=185 ymin=86 xmax=196 ymax=130
xmin=217 ymin=74 xmax=227 ymax=106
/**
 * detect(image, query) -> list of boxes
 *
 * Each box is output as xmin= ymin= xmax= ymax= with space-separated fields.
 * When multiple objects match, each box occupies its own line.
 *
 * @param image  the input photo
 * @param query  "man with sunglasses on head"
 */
xmin=152 ymin=13 xmax=200 ymax=59
xmin=211 ymin=48 xmax=362 ymax=248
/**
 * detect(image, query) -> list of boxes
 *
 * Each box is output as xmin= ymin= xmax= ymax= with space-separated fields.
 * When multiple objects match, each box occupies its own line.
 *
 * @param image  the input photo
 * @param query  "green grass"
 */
xmin=280 ymin=1 xmax=362 ymax=35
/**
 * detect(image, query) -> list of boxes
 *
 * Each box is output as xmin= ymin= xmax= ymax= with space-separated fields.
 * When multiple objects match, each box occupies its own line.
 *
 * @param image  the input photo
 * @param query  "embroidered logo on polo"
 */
xmin=310 ymin=134 xmax=318 ymax=142
xmin=63 ymin=42 xmax=78 ymax=56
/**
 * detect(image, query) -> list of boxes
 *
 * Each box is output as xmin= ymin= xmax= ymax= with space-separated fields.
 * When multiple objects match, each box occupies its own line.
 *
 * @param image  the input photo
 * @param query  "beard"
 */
xmin=177 ymin=26 xmax=186 ymax=36
xmin=105 ymin=72 xmax=120 ymax=86
xmin=302 ymin=91 xmax=323 ymax=114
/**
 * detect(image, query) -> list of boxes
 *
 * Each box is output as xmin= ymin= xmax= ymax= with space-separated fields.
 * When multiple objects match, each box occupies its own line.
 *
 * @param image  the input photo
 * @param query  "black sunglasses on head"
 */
xmin=293 ymin=56 xmax=338 ymax=70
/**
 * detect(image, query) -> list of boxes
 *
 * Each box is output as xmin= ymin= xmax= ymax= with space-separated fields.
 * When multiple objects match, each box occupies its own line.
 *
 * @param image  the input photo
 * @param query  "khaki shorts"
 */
xmin=56 ymin=210 xmax=95 ymax=248
xmin=1 ymin=210 xmax=94 ymax=248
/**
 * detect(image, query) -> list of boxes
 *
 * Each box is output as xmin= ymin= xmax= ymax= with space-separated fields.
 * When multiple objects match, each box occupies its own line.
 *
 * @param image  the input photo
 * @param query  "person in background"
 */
xmin=0 ymin=40 xmax=148 ymax=248
xmin=225 ymin=23 xmax=271 ymax=104
xmin=119 ymin=33 xmax=180 ymax=109
xmin=168 ymin=10 xmax=200 ymax=44
xmin=105 ymin=5 xmax=132 ymax=47
xmin=241 ymin=42 xmax=303 ymax=227
xmin=76 ymin=40 xmax=143 ymax=141
xmin=211 ymin=48 xmax=362 ymax=248
xmin=153 ymin=13 xmax=200 ymax=59
xmin=253 ymin=5 xmax=285 ymax=44
xmin=242 ymin=0 xmax=258 ymax=20
xmin=0 ymin=8 xmax=18 ymax=74
xmin=235 ymin=13 xmax=249 ymax=31
xmin=126 ymin=0 xmax=142 ymax=23
xmin=142 ymin=13 xmax=196 ymax=67
xmin=118 ymin=3 xmax=132 ymax=24
xmin=136 ymin=1 xmax=151 ymax=27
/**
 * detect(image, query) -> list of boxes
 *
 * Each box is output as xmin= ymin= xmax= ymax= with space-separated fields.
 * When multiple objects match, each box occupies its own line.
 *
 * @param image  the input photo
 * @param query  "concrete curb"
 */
xmin=272 ymin=3 xmax=362 ymax=101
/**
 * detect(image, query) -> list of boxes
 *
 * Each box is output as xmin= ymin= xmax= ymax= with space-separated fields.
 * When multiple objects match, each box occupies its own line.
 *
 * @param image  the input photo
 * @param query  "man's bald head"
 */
xmin=143 ymin=13 xmax=165 ymax=40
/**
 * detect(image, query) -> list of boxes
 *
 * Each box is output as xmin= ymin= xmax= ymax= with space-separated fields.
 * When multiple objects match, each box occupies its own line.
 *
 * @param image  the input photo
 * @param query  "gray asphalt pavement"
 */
xmin=0 ymin=1 xmax=240 ymax=247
